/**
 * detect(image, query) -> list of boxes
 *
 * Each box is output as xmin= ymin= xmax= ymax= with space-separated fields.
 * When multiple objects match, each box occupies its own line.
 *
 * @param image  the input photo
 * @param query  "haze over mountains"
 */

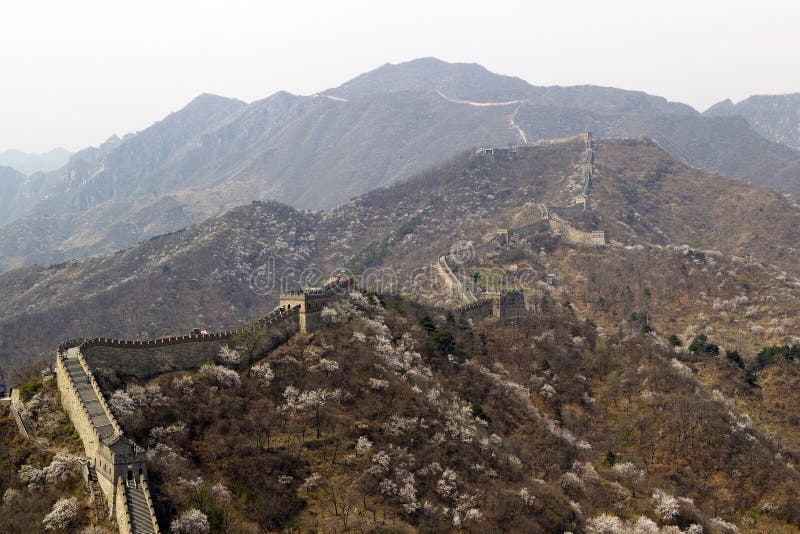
xmin=0 ymin=147 xmax=71 ymax=175
xmin=1 ymin=57 xmax=800 ymax=273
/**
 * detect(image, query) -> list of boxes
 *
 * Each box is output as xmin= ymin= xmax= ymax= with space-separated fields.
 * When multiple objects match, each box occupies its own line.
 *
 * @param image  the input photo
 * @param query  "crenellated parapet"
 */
xmin=54 ymin=301 xmax=317 ymax=533
xmin=74 ymin=306 xmax=300 ymax=379
xmin=279 ymin=276 xmax=356 ymax=333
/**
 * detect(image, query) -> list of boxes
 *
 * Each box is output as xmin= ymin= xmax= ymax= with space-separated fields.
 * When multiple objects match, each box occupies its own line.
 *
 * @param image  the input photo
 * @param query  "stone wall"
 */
xmin=55 ymin=353 xmax=102 ymax=457
xmin=454 ymin=299 xmax=494 ymax=322
xmin=279 ymin=277 xmax=356 ymax=333
xmin=56 ymin=303 xmax=306 ymax=533
xmin=141 ymin=479 xmax=159 ymax=532
xmin=436 ymin=255 xmax=477 ymax=305
xmin=99 ymin=473 xmax=115 ymax=518
xmin=549 ymin=216 xmax=606 ymax=247
xmin=82 ymin=307 xmax=300 ymax=379
xmin=495 ymin=291 xmax=526 ymax=320
xmin=84 ymin=340 xmax=225 ymax=380
xmin=115 ymin=478 xmax=133 ymax=534
xmin=510 ymin=220 xmax=550 ymax=239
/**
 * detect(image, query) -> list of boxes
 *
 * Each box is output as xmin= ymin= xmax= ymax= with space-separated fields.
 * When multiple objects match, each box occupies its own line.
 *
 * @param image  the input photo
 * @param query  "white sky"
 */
xmin=1 ymin=0 xmax=799 ymax=153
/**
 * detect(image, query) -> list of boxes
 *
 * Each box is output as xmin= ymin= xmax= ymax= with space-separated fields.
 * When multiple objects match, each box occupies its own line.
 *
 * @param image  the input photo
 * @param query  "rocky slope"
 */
xmin=3 ymin=58 xmax=800 ymax=271
xmin=6 ymin=135 xmax=800 ymax=532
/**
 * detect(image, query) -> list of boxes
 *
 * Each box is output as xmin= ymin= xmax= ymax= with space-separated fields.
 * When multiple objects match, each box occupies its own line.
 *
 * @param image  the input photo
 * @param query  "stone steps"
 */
xmin=126 ymin=482 xmax=156 ymax=533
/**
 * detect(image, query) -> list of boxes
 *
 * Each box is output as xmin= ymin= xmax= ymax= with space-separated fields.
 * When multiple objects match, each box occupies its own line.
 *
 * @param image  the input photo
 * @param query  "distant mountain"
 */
xmin=705 ymin=93 xmax=800 ymax=151
xmin=0 ymin=147 xmax=71 ymax=175
xmin=328 ymin=57 xmax=697 ymax=115
xmin=2 ymin=58 xmax=800 ymax=271
xmin=0 ymin=166 xmax=25 ymax=220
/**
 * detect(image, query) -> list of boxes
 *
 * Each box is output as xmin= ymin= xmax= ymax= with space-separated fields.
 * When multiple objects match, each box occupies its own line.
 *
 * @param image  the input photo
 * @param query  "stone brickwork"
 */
xmin=549 ymin=215 xmax=606 ymax=247
xmin=55 ymin=348 xmax=158 ymax=533
xmin=53 ymin=298 xmax=326 ymax=534
xmin=279 ymin=276 xmax=356 ymax=333
xmin=77 ymin=306 xmax=300 ymax=379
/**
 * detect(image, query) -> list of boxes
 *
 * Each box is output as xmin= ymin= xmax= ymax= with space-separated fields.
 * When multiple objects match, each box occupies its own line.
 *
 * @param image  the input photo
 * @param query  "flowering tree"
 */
xmin=250 ymin=362 xmax=275 ymax=387
xmin=109 ymin=383 xmax=165 ymax=418
xmin=320 ymin=306 xmax=339 ymax=324
xmin=170 ymin=509 xmax=210 ymax=534
xmin=355 ymin=436 xmax=373 ymax=454
xmin=318 ymin=358 xmax=340 ymax=374
xmin=585 ymin=514 xmax=623 ymax=534
xmin=43 ymin=455 xmax=81 ymax=485
xmin=42 ymin=497 xmax=78 ymax=531
xmin=199 ymin=364 xmax=241 ymax=388
xmin=2 ymin=488 xmax=22 ymax=511
xmin=369 ymin=378 xmax=389 ymax=391
xmin=651 ymin=488 xmax=679 ymax=522
xmin=281 ymin=386 xmax=341 ymax=439
xmin=217 ymin=345 xmax=241 ymax=367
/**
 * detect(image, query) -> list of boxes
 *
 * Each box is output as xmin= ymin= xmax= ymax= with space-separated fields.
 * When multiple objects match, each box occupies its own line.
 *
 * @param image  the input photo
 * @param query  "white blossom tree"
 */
xmin=199 ymin=364 xmax=241 ymax=388
xmin=170 ymin=509 xmax=210 ymax=534
xmin=250 ymin=362 xmax=275 ymax=387
xmin=585 ymin=514 xmax=623 ymax=534
xmin=652 ymin=488 xmax=679 ymax=522
xmin=318 ymin=358 xmax=340 ymax=374
xmin=355 ymin=435 xmax=373 ymax=454
xmin=217 ymin=345 xmax=242 ymax=367
xmin=42 ymin=497 xmax=78 ymax=531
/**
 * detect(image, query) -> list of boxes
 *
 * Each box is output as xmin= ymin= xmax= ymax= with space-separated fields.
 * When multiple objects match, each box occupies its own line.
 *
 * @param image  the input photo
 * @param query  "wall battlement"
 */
xmin=279 ymin=276 xmax=356 ymax=333
xmin=56 ymin=348 xmax=159 ymax=533
xmin=53 ymin=296 xmax=330 ymax=533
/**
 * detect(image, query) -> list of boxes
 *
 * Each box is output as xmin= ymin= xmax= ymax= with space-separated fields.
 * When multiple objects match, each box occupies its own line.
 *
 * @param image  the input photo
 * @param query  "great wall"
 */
xmin=475 ymin=133 xmax=606 ymax=248
xmin=49 ymin=261 xmax=532 ymax=532
xmin=41 ymin=134 xmax=608 ymax=533
xmin=52 ymin=277 xmax=354 ymax=533
xmin=432 ymin=133 xmax=605 ymax=322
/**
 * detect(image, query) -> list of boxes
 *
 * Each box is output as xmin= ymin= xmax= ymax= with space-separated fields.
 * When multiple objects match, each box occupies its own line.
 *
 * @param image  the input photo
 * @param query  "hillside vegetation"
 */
xmin=92 ymin=291 xmax=800 ymax=532
xmin=0 ymin=377 xmax=116 ymax=533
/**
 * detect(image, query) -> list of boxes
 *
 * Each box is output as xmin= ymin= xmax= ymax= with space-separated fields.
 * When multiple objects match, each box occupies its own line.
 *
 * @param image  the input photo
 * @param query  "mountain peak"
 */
xmin=704 ymin=98 xmax=735 ymax=115
xmin=703 ymin=94 xmax=800 ymax=150
xmin=325 ymin=57 xmax=531 ymax=101
xmin=0 ymin=147 xmax=73 ymax=176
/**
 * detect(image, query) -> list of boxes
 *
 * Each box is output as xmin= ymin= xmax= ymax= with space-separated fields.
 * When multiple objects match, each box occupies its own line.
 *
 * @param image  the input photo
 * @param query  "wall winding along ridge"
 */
xmin=53 ymin=278 xmax=357 ymax=533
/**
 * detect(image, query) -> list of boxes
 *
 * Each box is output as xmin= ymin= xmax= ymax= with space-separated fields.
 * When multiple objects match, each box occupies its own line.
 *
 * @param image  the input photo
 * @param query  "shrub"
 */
xmin=725 ymin=350 xmax=744 ymax=369
xmin=668 ymin=334 xmax=682 ymax=347
xmin=216 ymin=345 xmax=241 ymax=366
xmin=688 ymin=334 xmax=708 ymax=353
xmin=250 ymin=362 xmax=274 ymax=387
xmin=470 ymin=403 xmax=491 ymax=423
xmin=585 ymin=514 xmax=623 ymax=534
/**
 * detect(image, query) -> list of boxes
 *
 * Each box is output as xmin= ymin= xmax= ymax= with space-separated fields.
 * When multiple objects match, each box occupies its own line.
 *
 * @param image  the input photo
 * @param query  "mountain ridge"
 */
xmin=2 ymin=58 xmax=800 ymax=272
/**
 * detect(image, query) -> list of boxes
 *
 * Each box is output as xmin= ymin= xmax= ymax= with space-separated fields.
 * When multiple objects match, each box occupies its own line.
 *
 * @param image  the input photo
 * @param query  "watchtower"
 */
xmin=279 ymin=276 xmax=355 ymax=333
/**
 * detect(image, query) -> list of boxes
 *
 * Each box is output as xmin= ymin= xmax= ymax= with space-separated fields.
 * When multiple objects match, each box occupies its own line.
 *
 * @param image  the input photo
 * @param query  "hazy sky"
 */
xmin=2 ymin=0 xmax=799 ymax=153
